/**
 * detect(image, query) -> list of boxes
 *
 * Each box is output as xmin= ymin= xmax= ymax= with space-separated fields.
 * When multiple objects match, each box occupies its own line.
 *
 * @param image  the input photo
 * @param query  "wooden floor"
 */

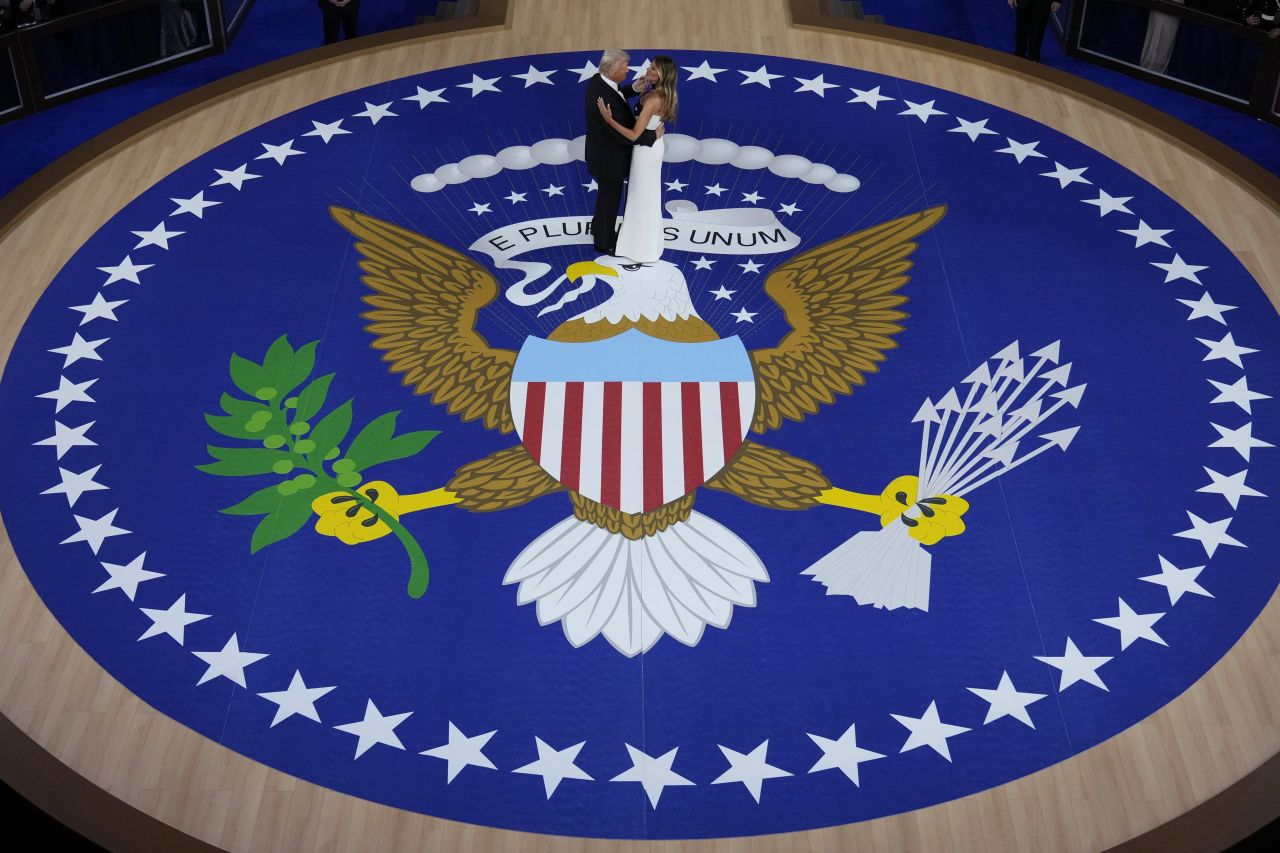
xmin=1 ymin=1 xmax=1278 ymax=850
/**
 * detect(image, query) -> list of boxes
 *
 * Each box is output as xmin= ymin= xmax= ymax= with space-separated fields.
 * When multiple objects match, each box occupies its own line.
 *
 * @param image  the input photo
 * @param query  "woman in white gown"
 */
xmin=596 ymin=56 xmax=678 ymax=263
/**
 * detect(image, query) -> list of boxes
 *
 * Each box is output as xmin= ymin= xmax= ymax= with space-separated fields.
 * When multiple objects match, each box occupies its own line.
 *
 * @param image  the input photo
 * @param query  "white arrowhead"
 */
xmin=912 ymin=398 xmax=940 ymax=424
xmin=1040 ymin=363 xmax=1073 ymax=387
xmin=973 ymin=394 xmax=1001 ymax=416
xmin=1041 ymin=427 xmax=1079 ymax=450
xmin=963 ymin=362 xmax=993 ymax=385
xmin=1029 ymin=340 xmax=1061 ymax=363
xmin=975 ymin=414 xmax=1004 ymax=436
xmin=999 ymin=358 xmax=1026 ymax=382
xmin=1012 ymin=398 xmax=1044 ymax=422
xmin=936 ymin=388 xmax=962 ymax=413
xmin=1051 ymin=384 xmax=1086 ymax=408
xmin=984 ymin=441 xmax=1020 ymax=465
xmin=992 ymin=341 xmax=1020 ymax=362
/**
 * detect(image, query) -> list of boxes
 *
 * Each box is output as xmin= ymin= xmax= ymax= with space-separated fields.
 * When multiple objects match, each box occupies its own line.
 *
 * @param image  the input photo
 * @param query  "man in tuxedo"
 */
xmin=584 ymin=49 xmax=658 ymax=255
xmin=1008 ymin=0 xmax=1062 ymax=62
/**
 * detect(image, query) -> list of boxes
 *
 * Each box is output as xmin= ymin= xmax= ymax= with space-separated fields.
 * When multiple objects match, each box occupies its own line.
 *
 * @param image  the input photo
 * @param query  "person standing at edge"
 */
xmin=1009 ymin=0 xmax=1062 ymax=62
xmin=319 ymin=0 xmax=359 ymax=46
xmin=584 ymin=49 xmax=658 ymax=256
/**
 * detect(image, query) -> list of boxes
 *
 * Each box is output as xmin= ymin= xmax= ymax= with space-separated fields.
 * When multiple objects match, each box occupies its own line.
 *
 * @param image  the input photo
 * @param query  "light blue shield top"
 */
xmin=512 ymin=328 xmax=755 ymax=382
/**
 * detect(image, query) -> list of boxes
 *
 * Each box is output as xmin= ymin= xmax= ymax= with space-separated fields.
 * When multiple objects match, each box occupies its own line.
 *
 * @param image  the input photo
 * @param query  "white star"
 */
xmin=704 ymin=183 xmax=726 ymax=196
xmin=949 ymin=117 xmax=997 ymax=142
xmin=738 ymin=259 xmax=762 ymax=274
xmin=60 ymin=507 xmax=130 ymax=554
xmin=807 ymin=722 xmax=884 ymax=786
xmin=504 ymin=190 xmax=527 ymax=204
xmin=1208 ymin=422 xmax=1272 ymax=462
xmin=712 ymin=740 xmax=791 ymax=803
xmin=542 ymin=183 xmax=565 ymax=197
xmin=794 ymin=73 xmax=839 ymax=96
xmin=1178 ymin=291 xmax=1236 ymax=324
xmin=48 ymin=333 xmax=107 ymax=368
xmin=848 ymin=85 xmax=893 ymax=108
xmin=1197 ymin=332 xmax=1257 ymax=368
xmin=711 ymin=286 xmax=735 ymax=300
xmin=97 ymin=256 xmax=153 ymax=286
xmin=258 ymin=670 xmax=335 ymax=727
xmin=34 ymin=420 xmax=96 ymax=459
xmin=210 ymin=163 xmax=261 ymax=190
xmin=610 ymin=744 xmax=694 ymax=808
xmin=467 ymin=202 xmax=491 ymax=215
xmin=891 ymin=701 xmax=970 ymax=761
xmin=192 ymin=633 xmax=269 ymax=687
xmin=511 ymin=65 xmax=556 ymax=86
xmin=334 ymin=700 xmax=413 ymax=759
xmin=131 ymin=222 xmax=184 ymax=250
xmin=1152 ymin=254 xmax=1208 ymax=285
xmin=691 ymin=256 xmax=715 ymax=270
xmin=741 ymin=191 xmax=764 ymax=204
xmin=353 ymin=101 xmax=396 ymax=124
xmin=1081 ymin=189 xmax=1133 ymax=217
xmin=420 ymin=721 xmax=498 ymax=782
xmin=567 ymin=60 xmax=599 ymax=83
xmin=1198 ymin=467 xmax=1265 ymax=510
xmin=255 ymin=140 xmax=303 ymax=166
xmin=1174 ymin=511 xmax=1245 ymax=558
xmin=170 ymin=191 xmax=220 ymax=218
xmin=967 ymin=672 xmax=1046 ymax=728
xmin=94 ymin=552 xmax=163 ymax=601
xmin=138 ymin=594 xmax=210 ymax=644
xmin=665 ymin=178 xmax=687 ymax=191
xmin=1118 ymin=219 xmax=1172 ymax=248
xmin=996 ymin=137 xmax=1047 ymax=164
xmin=778 ymin=202 xmax=802 ymax=215
xmin=1208 ymin=376 xmax=1269 ymax=414
xmin=403 ymin=86 xmax=448 ymax=108
xmin=629 ymin=59 xmax=651 ymax=79
xmin=739 ymin=65 xmax=782 ymax=87
xmin=69 ymin=293 xmax=127 ymax=326
xmin=682 ymin=60 xmax=726 ymax=81
xmin=732 ymin=307 xmax=757 ymax=323
xmin=1093 ymin=598 xmax=1167 ymax=650
xmin=898 ymin=99 xmax=946 ymax=123
xmin=1039 ymin=162 xmax=1092 ymax=189
xmin=583 ymin=179 xmax=598 ymax=192
xmin=302 ymin=119 xmax=350 ymax=144
xmin=457 ymin=73 xmax=501 ymax=97
xmin=1035 ymin=638 xmax=1111 ymax=691
xmin=36 ymin=376 xmax=97 ymax=412
xmin=512 ymin=738 xmax=593 ymax=798
xmin=1140 ymin=555 xmax=1212 ymax=605
xmin=42 ymin=463 xmax=108 ymax=507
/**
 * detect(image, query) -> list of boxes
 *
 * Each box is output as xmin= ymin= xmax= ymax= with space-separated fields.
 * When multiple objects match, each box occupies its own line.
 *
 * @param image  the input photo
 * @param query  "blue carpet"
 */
xmin=2 ymin=48 xmax=1277 ymax=838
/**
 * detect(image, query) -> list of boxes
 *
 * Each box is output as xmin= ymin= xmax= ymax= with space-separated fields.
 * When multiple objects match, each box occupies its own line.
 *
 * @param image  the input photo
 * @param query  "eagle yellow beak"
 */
xmin=566 ymin=260 xmax=618 ymax=282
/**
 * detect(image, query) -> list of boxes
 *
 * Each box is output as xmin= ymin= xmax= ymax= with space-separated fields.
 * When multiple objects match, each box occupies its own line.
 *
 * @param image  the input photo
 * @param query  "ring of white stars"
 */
xmin=23 ymin=52 xmax=1273 ymax=815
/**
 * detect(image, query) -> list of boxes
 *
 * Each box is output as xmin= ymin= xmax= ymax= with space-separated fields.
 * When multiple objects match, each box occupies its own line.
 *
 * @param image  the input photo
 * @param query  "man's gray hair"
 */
xmin=599 ymin=49 xmax=629 ymax=74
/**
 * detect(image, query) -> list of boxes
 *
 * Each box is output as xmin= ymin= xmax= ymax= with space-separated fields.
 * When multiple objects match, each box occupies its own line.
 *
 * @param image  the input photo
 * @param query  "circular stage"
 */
xmin=2 ymin=1 xmax=1278 ymax=850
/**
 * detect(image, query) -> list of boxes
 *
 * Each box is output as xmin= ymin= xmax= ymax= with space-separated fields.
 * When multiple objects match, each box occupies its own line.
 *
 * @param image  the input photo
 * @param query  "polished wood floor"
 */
xmin=1 ymin=1 xmax=1278 ymax=850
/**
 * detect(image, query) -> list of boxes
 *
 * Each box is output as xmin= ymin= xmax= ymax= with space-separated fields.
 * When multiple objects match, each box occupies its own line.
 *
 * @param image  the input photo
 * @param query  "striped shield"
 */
xmin=510 ymin=330 xmax=757 ymax=514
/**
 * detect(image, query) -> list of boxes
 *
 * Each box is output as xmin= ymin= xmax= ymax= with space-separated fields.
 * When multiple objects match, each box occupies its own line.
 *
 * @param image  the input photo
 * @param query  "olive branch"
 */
xmin=199 ymin=335 xmax=438 ymax=597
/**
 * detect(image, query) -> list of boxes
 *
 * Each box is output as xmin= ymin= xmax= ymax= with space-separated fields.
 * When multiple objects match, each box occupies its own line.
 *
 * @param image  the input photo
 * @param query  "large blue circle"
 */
xmin=1 ymin=51 xmax=1277 ymax=839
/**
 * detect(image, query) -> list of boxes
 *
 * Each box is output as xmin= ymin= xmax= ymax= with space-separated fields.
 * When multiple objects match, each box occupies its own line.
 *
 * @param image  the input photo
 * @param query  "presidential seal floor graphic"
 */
xmin=0 ymin=51 xmax=1276 ymax=840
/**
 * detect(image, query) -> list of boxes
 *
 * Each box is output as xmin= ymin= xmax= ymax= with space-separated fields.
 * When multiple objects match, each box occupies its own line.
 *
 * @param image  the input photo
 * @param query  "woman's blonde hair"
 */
xmin=650 ymin=55 xmax=678 ymax=123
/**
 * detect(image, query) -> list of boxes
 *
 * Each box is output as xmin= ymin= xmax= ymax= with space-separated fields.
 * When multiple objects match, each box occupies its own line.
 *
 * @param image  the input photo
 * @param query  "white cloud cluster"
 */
xmin=410 ymin=135 xmax=859 ymax=193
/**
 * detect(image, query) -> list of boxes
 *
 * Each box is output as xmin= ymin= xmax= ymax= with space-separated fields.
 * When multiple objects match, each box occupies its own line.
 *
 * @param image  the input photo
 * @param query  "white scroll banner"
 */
xmin=469 ymin=202 xmax=801 ymax=307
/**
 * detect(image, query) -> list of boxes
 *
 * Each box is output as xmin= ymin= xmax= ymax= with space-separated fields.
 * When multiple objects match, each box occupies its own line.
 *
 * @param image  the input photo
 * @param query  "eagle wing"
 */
xmin=330 ymin=206 xmax=516 ymax=434
xmin=749 ymin=205 xmax=946 ymax=434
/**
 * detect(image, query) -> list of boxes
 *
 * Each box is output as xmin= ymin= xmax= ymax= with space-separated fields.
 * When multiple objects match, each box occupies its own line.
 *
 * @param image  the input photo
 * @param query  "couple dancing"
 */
xmin=584 ymin=49 xmax=678 ymax=263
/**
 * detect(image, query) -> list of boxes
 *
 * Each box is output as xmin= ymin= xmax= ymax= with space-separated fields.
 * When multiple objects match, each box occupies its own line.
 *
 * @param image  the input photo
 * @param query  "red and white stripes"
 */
xmin=511 ymin=380 xmax=756 ymax=514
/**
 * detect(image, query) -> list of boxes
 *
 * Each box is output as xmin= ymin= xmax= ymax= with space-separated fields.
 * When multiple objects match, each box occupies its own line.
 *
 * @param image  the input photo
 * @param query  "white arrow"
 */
xmin=963 ymin=361 xmax=993 ymax=386
xmin=992 ymin=341 xmax=1020 ymax=362
xmin=953 ymin=429 xmax=1079 ymax=496
xmin=913 ymin=397 xmax=938 ymax=481
xmin=1029 ymin=340 xmax=1061 ymax=363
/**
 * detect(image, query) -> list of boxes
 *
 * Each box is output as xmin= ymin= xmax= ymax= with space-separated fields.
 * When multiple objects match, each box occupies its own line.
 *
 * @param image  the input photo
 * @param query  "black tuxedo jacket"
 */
xmin=584 ymin=74 xmax=657 ymax=182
